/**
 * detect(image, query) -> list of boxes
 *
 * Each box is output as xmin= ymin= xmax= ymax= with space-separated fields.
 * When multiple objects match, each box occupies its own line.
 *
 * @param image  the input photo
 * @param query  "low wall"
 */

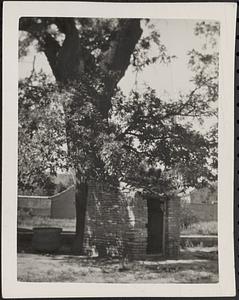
xmin=51 ymin=186 xmax=75 ymax=219
xmin=183 ymin=203 xmax=217 ymax=222
xmin=18 ymin=195 xmax=51 ymax=217
xmin=18 ymin=186 xmax=76 ymax=219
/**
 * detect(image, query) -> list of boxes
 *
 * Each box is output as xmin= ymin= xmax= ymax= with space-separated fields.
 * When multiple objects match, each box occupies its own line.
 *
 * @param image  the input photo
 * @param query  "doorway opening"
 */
xmin=146 ymin=198 xmax=164 ymax=254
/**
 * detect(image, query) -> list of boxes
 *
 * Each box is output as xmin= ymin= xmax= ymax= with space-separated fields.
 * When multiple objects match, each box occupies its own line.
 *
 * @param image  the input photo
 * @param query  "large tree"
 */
xmin=18 ymin=18 xmax=218 ymax=254
xmin=19 ymin=17 xmax=145 ymax=252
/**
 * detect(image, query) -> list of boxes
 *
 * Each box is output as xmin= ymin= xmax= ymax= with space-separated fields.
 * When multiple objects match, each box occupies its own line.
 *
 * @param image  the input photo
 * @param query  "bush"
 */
xmin=181 ymin=221 xmax=218 ymax=236
xmin=180 ymin=206 xmax=199 ymax=229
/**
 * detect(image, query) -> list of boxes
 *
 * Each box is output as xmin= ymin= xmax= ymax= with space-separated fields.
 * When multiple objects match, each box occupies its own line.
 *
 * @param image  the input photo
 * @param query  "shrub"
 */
xmin=180 ymin=205 xmax=199 ymax=229
xmin=181 ymin=221 xmax=218 ymax=235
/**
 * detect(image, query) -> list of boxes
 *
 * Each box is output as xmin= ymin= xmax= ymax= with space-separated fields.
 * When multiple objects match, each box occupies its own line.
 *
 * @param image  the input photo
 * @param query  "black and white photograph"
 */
xmin=2 ymin=1 xmax=236 ymax=298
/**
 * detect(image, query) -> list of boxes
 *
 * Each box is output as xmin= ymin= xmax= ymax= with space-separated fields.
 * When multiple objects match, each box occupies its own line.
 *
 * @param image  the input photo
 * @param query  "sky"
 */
xmin=18 ymin=19 xmax=218 ymax=131
xmin=120 ymin=19 xmax=203 ymax=98
xmin=19 ymin=19 xmax=205 ymax=95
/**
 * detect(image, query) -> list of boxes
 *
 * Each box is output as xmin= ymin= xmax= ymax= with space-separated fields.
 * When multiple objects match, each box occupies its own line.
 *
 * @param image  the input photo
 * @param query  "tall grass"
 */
xmin=181 ymin=221 xmax=218 ymax=236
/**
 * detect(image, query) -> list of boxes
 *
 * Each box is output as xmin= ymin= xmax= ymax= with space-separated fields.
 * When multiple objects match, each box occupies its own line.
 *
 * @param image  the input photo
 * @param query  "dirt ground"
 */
xmin=17 ymin=247 xmax=218 ymax=283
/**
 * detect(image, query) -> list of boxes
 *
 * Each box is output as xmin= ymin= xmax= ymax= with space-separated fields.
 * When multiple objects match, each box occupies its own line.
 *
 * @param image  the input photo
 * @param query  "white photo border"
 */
xmin=2 ymin=1 xmax=237 ymax=298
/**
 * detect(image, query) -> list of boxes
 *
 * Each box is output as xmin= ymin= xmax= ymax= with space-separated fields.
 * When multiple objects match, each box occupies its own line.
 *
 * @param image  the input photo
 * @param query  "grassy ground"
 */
xmin=18 ymin=248 xmax=218 ymax=283
xmin=18 ymin=216 xmax=218 ymax=283
xmin=181 ymin=221 xmax=217 ymax=236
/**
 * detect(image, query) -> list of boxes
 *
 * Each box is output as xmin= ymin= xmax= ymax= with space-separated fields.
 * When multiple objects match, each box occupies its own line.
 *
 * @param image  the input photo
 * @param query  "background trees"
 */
xmin=18 ymin=73 xmax=68 ymax=195
xmin=18 ymin=18 xmax=219 ymax=253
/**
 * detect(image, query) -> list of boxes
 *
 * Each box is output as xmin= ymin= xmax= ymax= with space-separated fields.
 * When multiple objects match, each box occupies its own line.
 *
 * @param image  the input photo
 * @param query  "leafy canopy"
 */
xmin=18 ymin=20 xmax=218 ymax=196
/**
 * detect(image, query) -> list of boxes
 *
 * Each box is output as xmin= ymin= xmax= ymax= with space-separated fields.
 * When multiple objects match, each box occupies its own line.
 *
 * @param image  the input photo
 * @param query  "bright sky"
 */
xmin=18 ymin=19 xmax=218 ymax=131
xmin=19 ymin=19 xmax=204 ymax=95
xmin=120 ymin=19 xmax=203 ymax=98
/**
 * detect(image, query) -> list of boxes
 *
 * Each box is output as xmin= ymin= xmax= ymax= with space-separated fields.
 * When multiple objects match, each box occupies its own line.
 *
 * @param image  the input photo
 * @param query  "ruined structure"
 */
xmin=18 ymin=182 xmax=181 ymax=259
xmin=83 ymin=182 xmax=181 ymax=259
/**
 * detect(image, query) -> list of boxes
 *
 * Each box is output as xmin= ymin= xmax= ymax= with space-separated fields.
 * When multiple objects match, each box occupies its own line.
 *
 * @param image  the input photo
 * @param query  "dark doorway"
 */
xmin=147 ymin=199 xmax=164 ymax=254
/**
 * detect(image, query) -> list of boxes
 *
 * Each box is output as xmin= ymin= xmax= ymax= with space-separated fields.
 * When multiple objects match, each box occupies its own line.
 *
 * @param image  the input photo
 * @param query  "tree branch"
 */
xmin=41 ymin=33 xmax=61 ymax=78
xmin=54 ymin=18 xmax=78 ymax=35
xmin=98 ymin=19 xmax=143 ymax=115
xmin=19 ymin=17 xmax=61 ymax=77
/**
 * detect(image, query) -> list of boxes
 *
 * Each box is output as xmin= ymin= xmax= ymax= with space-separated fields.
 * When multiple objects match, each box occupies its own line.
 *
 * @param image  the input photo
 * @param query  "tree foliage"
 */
xmin=18 ymin=20 xmax=218 ymax=198
xmin=18 ymin=72 xmax=67 ymax=194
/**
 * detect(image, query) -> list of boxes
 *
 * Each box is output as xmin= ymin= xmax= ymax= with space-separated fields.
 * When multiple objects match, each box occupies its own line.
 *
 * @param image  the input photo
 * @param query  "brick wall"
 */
xmin=83 ymin=183 xmax=130 ymax=257
xmin=125 ymin=193 xmax=181 ymax=259
xmin=124 ymin=192 xmax=148 ymax=259
xmin=18 ymin=184 xmax=181 ymax=259
xmin=165 ymin=194 xmax=181 ymax=258
xmin=117 ymin=192 xmax=180 ymax=259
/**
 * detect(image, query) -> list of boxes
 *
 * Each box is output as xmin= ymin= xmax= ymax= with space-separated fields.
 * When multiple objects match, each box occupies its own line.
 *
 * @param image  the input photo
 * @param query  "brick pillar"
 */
xmin=83 ymin=182 xmax=130 ymax=257
xmin=125 ymin=194 xmax=148 ymax=259
xmin=165 ymin=194 xmax=181 ymax=259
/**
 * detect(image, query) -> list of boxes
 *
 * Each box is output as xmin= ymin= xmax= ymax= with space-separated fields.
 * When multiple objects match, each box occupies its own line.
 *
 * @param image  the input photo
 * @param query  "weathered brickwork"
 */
xmin=123 ymin=192 xmax=148 ymax=259
xmin=165 ymin=194 xmax=181 ymax=258
xmin=18 ymin=182 xmax=181 ymax=259
xmin=83 ymin=183 xmax=130 ymax=257
xmin=83 ymin=185 xmax=181 ymax=259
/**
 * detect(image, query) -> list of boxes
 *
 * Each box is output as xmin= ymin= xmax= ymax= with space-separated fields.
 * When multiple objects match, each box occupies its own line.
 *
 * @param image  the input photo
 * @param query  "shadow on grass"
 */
xmin=17 ymin=247 xmax=219 ymax=283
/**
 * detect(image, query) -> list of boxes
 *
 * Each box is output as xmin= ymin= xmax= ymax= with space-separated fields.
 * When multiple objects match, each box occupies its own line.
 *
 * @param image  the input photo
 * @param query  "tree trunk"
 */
xmin=72 ymin=176 xmax=88 ymax=254
xmin=19 ymin=17 xmax=143 ymax=255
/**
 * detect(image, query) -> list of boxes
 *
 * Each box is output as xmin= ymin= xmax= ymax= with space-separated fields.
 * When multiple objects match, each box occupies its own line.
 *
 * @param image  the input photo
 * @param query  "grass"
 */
xmin=18 ymin=215 xmax=75 ymax=231
xmin=17 ymin=247 xmax=218 ymax=283
xmin=181 ymin=221 xmax=218 ymax=236
xmin=17 ymin=215 xmax=218 ymax=283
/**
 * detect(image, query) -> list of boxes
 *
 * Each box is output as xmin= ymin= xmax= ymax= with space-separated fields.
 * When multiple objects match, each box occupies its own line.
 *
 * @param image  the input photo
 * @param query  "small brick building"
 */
xmin=18 ymin=181 xmax=181 ymax=259
xmin=83 ymin=182 xmax=180 ymax=259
